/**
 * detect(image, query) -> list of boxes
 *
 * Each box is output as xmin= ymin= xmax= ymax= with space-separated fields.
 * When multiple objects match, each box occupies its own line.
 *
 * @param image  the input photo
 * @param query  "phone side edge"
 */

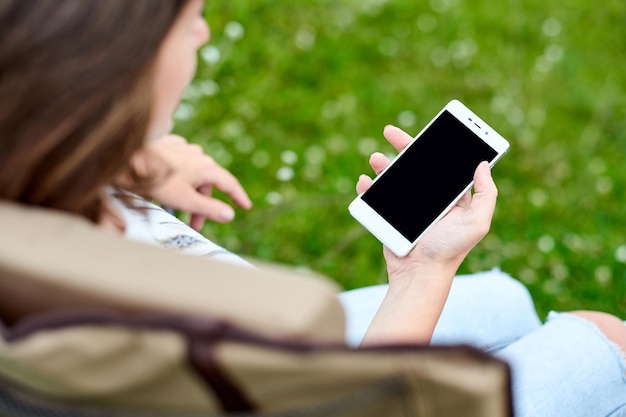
xmin=348 ymin=196 xmax=414 ymax=257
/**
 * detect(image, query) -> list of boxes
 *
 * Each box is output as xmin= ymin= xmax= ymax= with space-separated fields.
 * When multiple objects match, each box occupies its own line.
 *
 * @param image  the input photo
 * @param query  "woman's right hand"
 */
xmin=356 ymin=125 xmax=498 ymax=284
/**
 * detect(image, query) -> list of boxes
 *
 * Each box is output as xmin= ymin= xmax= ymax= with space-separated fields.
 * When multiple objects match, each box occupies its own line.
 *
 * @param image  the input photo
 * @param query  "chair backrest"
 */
xmin=0 ymin=202 xmax=513 ymax=417
xmin=0 ymin=372 xmax=405 ymax=417
xmin=0 ymin=201 xmax=344 ymax=341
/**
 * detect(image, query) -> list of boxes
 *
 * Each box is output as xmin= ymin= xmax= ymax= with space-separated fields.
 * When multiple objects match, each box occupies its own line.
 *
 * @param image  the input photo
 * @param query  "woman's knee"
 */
xmin=468 ymin=269 xmax=539 ymax=317
xmin=457 ymin=269 xmax=525 ymax=299
xmin=569 ymin=310 xmax=626 ymax=355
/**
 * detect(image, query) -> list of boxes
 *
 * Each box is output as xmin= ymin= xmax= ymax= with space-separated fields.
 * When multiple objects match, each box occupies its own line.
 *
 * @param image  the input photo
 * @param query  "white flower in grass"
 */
xmin=265 ymin=191 xmax=283 ymax=206
xmin=431 ymin=46 xmax=450 ymax=67
xmin=542 ymin=18 xmax=562 ymax=37
xmin=550 ymin=263 xmax=569 ymax=281
xmin=357 ymin=137 xmax=378 ymax=157
xmin=588 ymin=157 xmax=607 ymax=175
xmin=538 ymin=235 xmax=555 ymax=253
xmin=595 ymin=177 xmax=612 ymax=194
xmin=174 ymin=102 xmax=194 ymax=120
xmin=594 ymin=266 xmax=612 ymax=285
xmin=519 ymin=268 xmax=538 ymax=284
xmin=397 ymin=110 xmax=416 ymax=128
xmin=335 ymin=177 xmax=353 ymax=193
xmin=276 ymin=166 xmax=294 ymax=182
xmin=280 ymin=150 xmax=298 ymax=165
xmin=295 ymin=27 xmax=316 ymax=51
xmin=305 ymin=145 xmax=325 ymax=165
xmin=545 ymin=44 xmax=564 ymax=63
xmin=528 ymin=188 xmax=548 ymax=207
xmin=200 ymin=45 xmax=220 ymax=65
xmin=235 ymin=136 xmax=254 ymax=154
xmin=615 ymin=245 xmax=626 ymax=263
xmin=251 ymin=150 xmax=270 ymax=168
xmin=225 ymin=21 xmax=244 ymax=40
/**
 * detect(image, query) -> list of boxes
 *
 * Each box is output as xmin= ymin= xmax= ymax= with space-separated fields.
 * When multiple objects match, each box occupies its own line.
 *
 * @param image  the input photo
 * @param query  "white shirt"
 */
xmin=109 ymin=192 xmax=254 ymax=268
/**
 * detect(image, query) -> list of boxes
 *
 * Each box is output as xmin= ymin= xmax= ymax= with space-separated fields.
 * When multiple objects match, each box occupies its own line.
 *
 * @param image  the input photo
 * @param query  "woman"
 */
xmin=0 ymin=1 xmax=624 ymax=416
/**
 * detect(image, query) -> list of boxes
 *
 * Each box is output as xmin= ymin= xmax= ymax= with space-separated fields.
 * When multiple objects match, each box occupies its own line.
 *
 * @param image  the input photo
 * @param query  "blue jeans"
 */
xmin=338 ymin=268 xmax=626 ymax=417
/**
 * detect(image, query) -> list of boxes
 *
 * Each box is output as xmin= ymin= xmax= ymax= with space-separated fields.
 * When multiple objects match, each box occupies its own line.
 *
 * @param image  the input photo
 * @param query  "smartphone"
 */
xmin=348 ymin=99 xmax=510 ymax=257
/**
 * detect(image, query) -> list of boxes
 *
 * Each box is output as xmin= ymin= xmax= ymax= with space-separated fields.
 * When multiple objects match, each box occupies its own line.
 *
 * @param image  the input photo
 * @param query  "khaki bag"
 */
xmin=0 ymin=202 xmax=513 ymax=416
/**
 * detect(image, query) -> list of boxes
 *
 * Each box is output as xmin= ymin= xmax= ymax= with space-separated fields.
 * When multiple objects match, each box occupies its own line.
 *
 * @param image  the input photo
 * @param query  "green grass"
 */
xmin=173 ymin=0 xmax=626 ymax=320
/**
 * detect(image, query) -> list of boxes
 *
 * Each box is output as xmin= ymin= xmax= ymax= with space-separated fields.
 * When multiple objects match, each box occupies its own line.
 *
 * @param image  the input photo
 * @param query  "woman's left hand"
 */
xmin=134 ymin=134 xmax=252 ymax=230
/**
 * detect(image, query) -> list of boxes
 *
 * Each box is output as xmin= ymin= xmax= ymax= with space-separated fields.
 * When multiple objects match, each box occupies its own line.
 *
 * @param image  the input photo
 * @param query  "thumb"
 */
xmin=471 ymin=161 xmax=498 ymax=215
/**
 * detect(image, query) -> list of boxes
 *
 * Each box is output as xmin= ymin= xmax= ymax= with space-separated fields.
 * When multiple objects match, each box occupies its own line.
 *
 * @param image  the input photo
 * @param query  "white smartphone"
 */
xmin=348 ymin=99 xmax=510 ymax=257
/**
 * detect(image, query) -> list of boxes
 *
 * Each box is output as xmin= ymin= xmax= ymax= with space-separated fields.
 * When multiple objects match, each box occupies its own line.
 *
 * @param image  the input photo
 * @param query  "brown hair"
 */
xmin=0 ymin=0 xmax=189 ymax=222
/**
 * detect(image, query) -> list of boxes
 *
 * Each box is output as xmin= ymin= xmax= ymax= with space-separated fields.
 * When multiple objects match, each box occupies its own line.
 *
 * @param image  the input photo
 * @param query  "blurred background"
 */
xmin=173 ymin=0 xmax=626 ymax=319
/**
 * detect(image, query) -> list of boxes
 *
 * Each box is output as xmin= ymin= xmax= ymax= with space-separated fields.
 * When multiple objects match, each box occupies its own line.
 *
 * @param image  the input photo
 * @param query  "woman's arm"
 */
xmin=358 ymin=125 xmax=498 ymax=346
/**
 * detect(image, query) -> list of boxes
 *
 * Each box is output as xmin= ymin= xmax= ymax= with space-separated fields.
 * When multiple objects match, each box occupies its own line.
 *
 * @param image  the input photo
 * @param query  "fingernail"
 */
xmin=221 ymin=207 xmax=235 ymax=221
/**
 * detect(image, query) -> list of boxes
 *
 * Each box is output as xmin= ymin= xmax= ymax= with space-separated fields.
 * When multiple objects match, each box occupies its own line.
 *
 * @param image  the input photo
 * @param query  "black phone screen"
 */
xmin=361 ymin=110 xmax=498 ymax=242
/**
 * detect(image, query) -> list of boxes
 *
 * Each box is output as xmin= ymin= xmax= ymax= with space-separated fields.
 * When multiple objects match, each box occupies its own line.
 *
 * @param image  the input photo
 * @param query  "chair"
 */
xmin=0 ymin=202 xmax=513 ymax=417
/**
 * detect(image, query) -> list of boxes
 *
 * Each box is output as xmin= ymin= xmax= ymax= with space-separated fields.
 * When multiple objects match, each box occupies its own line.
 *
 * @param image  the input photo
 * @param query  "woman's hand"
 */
xmin=358 ymin=125 xmax=498 ymax=346
xmin=134 ymin=134 xmax=252 ymax=230
xmin=356 ymin=125 xmax=497 ymax=282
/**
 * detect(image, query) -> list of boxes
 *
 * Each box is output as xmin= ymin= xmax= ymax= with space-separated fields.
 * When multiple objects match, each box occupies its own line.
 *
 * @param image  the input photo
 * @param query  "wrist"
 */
xmin=362 ymin=260 xmax=458 ymax=346
xmin=387 ymin=250 xmax=463 ymax=287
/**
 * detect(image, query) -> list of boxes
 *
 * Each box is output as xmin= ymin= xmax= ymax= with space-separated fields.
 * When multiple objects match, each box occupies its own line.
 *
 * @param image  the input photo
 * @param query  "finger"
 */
xmin=470 ymin=161 xmax=498 ymax=216
xmin=383 ymin=125 xmax=413 ymax=152
xmin=473 ymin=161 xmax=496 ymax=195
xmin=369 ymin=152 xmax=391 ymax=175
xmin=356 ymin=174 xmax=373 ymax=194
xmin=167 ymin=185 xmax=236 ymax=223
xmin=190 ymin=213 xmax=207 ymax=231
xmin=200 ymin=166 xmax=252 ymax=209
xmin=186 ymin=190 xmax=236 ymax=223
xmin=188 ymin=143 xmax=204 ymax=154
xmin=161 ymin=134 xmax=187 ymax=144
xmin=457 ymin=189 xmax=471 ymax=208
xmin=196 ymin=182 xmax=246 ymax=221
